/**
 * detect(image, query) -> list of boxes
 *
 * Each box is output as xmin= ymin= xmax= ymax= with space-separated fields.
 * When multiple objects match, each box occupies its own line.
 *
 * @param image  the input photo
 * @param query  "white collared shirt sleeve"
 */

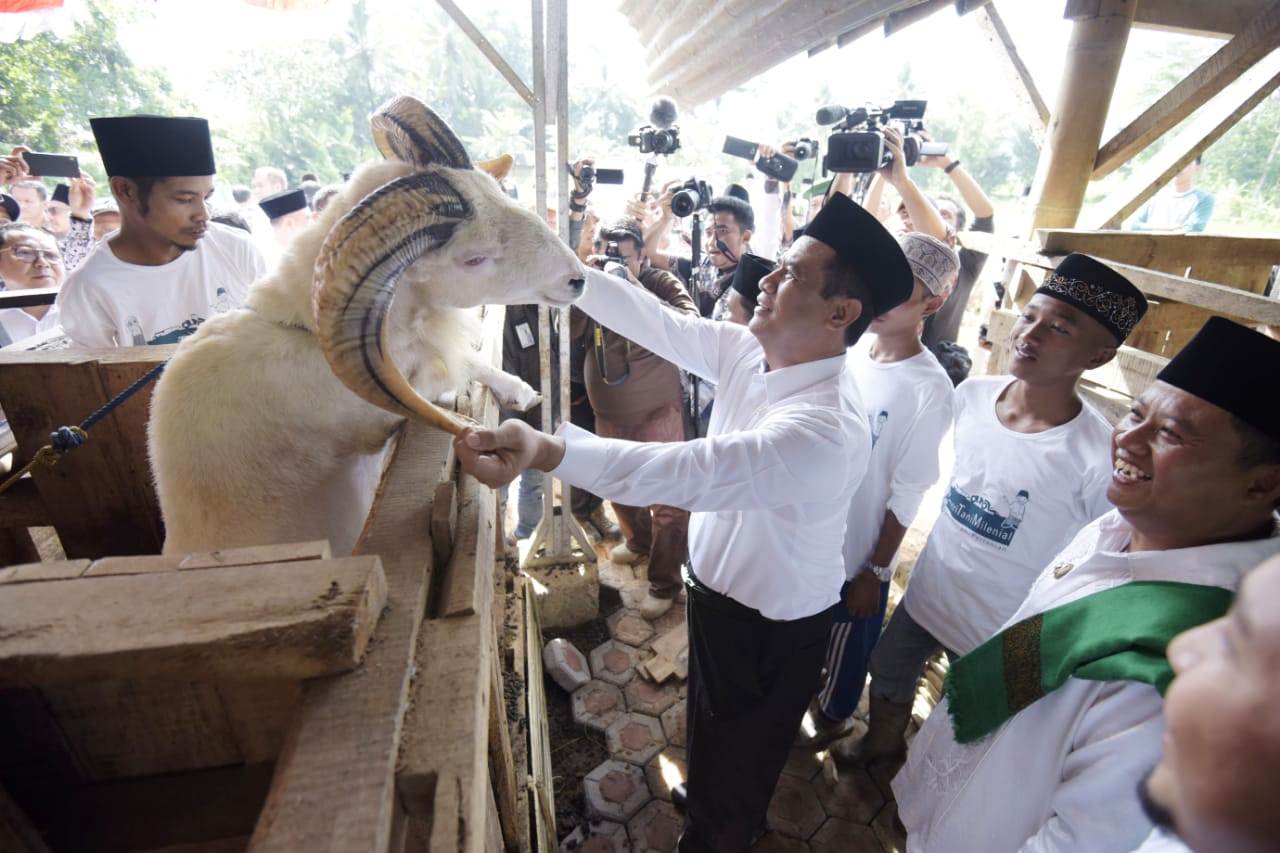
xmin=552 ymin=406 xmax=862 ymax=512
xmin=575 ymin=267 xmax=745 ymax=383
xmin=1016 ymin=682 xmax=1164 ymax=853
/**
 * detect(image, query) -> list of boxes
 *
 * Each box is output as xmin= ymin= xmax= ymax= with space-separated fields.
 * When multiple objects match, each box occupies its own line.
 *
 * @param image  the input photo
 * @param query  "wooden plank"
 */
xmin=1093 ymin=1 xmax=1280 ymax=179
xmin=0 ymin=558 xmax=89 ymax=584
xmin=507 ymin=577 xmax=532 ymax=853
xmin=215 ymin=679 xmax=305 ymax=765
xmin=0 ymin=478 xmax=50 ymax=529
xmin=83 ymin=553 xmax=187 ymax=577
xmin=523 ymin=581 xmax=557 ymax=852
xmin=975 ymin=2 xmax=1050 ymax=136
xmin=437 ymin=474 xmax=496 ymax=618
xmin=0 ymin=347 xmax=173 ymax=558
xmin=883 ymin=0 xmax=952 ymax=37
xmin=1133 ymin=0 xmax=1272 ymax=38
xmin=1092 ymin=55 xmax=1280 ymax=229
xmin=0 ymin=529 xmax=40 ymax=569
xmin=1083 ymin=346 xmax=1168 ymax=396
xmin=488 ymin=627 xmax=520 ymax=852
xmin=1037 ymin=229 xmax=1280 ymax=269
xmin=179 ymin=540 xmax=332 ymax=570
xmin=1079 ymin=379 xmax=1133 ymax=423
xmin=0 ymin=556 xmax=387 ymax=687
xmin=430 ymin=480 xmax=458 ymax=572
xmin=249 ymin=422 xmax=449 ymax=852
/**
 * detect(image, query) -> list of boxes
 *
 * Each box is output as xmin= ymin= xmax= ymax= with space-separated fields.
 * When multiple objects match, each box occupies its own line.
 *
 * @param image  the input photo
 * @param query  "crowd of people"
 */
xmin=1 ymin=107 xmax=1276 ymax=853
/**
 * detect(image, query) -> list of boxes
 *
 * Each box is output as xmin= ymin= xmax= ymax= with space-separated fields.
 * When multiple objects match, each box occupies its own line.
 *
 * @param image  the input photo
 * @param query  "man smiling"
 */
xmin=57 ymin=115 xmax=265 ymax=347
xmin=454 ymin=193 xmax=912 ymax=850
xmin=894 ymin=316 xmax=1280 ymax=852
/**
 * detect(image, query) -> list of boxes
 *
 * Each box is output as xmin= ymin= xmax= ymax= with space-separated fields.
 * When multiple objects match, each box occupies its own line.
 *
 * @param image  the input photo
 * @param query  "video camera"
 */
xmin=722 ymin=136 xmax=798 ymax=182
xmin=575 ymin=164 xmax=625 ymax=194
xmin=790 ymin=138 xmax=819 ymax=161
xmin=628 ymin=125 xmax=681 ymax=156
xmin=669 ymin=177 xmax=713 ymax=218
xmin=815 ymin=100 xmax=948 ymax=173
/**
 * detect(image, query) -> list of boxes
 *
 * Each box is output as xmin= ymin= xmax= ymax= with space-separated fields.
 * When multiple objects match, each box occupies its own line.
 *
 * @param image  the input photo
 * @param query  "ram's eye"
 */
xmin=464 ymin=256 xmax=487 ymax=267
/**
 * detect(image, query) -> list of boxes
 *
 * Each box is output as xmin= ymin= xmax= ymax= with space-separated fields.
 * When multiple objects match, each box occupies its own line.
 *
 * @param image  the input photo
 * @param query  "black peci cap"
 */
xmin=51 ymin=183 xmax=70 ymax=206
xmin=259 ymin=188 xmax=309 ymax=221
xmin=90 ymin=115 xmax=216 ymax=177
xmin=730 ymin=252 xmax=776 ymax=307
xmin=1036 ymin=253 xmax=1148 ymax=344
xmin=801 ymin=192 xmax=912 ymax=316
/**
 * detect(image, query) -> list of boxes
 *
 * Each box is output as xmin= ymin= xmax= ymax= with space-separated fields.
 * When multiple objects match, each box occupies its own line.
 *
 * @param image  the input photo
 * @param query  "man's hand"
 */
xmin=876 ymin=127 xmax=910 ymax=189
xmin=916 ymin=129 xmax=953 ymax=170
xmin=1 ymin=146 xmax=30 ymax=186
xmin=69 ymin=171 xmax=95 ymax=218
xmin=571 ymin=157 xmax=595 ymax=198
xmin=625 ymin=194 xmax=658 ymax=230
xmin=845 ymin=570 xmax=882 ymax=619
xmin=453 ymin=421 xmax=566 ymax=489
xmin=655 ymin=180 xmax=680 ymax=221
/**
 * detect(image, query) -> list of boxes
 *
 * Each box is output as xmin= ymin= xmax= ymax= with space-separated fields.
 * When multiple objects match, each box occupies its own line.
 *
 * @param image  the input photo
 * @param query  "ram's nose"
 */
xmin=568 ymin=277 xmax=585 ymax=296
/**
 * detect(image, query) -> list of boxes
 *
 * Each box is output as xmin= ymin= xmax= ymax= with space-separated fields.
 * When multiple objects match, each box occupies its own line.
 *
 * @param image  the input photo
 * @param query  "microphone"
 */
xmin=650 ymin=96 xmax=679 ymax=130
xmin=815 ymin=104 xmax=849 ymax=126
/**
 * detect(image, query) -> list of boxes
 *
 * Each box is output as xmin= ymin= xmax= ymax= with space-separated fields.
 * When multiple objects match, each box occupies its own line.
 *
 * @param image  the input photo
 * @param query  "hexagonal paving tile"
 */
xmin=624 ymin=677 xmax=680 ymax=716
xmin=766 ymin=772 xmax=826 ymax=840
xmin=814 ymin=765 xmax=884 ymax=824
xmin=559 ymin=818 xmax=630 ymax=853
xmin=599 ymin=560 xmax=637 ymax=592
xmin=811 ymin=816 xmax=883 ymax=852
xmin=590 ymin=640 xmax=643 ymax=687
xmin=644 ymin=745 xmax=686 ymax=802
xmin=572 ymin=680 xmax=626 ymax=734
xmin=618 ymin=580 xmax=650 ymax=610
xmin=607 ymin=608 xmax=656 ymax=647
xmin=660 ymin=701 xmax=686 ymax=748
xmin=627 ymin=799 xmax=683 ymax=853
xmin=753 ymin=832 xmax=811 ymax=852
xmin=648 ymin=598 xmax=686 ymax=635
xmin=781 ymin=746 xmax=824 ymax=781
xmin=584 ymin=759 xmax=651 ymax=822
xmin=606 ymin=712 xmax=666 ymax=765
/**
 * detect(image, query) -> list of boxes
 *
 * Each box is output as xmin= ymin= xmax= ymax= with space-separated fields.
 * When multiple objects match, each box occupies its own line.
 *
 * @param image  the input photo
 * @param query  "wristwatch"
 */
xmin=944 ymin=159 xmax=962 ymax=175
xmin=865 ymin=562 xmax=894 ymax=583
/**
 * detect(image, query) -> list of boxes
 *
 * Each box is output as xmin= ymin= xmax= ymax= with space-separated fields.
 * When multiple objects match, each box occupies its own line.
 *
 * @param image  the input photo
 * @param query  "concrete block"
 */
xmin=583 ymin=758 xmax=650 ymax=822
xmin=590 ymin=639 xmax=642 ymax=687
xmin=753 ymin=832 xmax=811 ymax=852
xmin=625 ymin=678 xmax=680 ymax=717
xmin=558 ymin=819 xmax=630 ymax=853
xmin=814 ymin=765 xmax=884 ymax=824
xmin=599 ymin=560 xmax=636 ymax=591
xmin=644 ymin=745 xmax=686 ymax=803
xmin=627 ymin=799 xmax=682 ymax=853
xmin=572 ymin=680 xmax=626 ymax=734
xmin=660 ymin=701 xmax=686 ymax=748
xmin=812 ymin=817 xmax=884 ymax=852
xmin=527 ymin=559 xmax=600 ymax=630
xmin=607 ymin=608 xmax=655 ymax=647
xmin=766 ymin=772 xmax=826 ymax=840
xmin=606 ymin=713 xmax=666 ymax=766
xmin=543 ymin=637 xmax=591 ymax=692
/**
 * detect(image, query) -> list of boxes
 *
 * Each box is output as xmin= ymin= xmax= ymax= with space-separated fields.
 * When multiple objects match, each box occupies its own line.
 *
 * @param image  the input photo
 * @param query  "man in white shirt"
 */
xmin=843 ymin=253 xmax=1149 ymax=767
xmin=1131 ymin=552 xmax=1280 ymax=853
xmin=808 ymin=233 xmax=959 ymax=748
xmin=454 ymin=193 xmax=914 ymax=850
xmin=895 ymin=316 xmax=1280 ymax=852
xmin=56 ymin=115 xmax=265 ymax=347
xmin=0 ymin=222 xmax=63 ymax=347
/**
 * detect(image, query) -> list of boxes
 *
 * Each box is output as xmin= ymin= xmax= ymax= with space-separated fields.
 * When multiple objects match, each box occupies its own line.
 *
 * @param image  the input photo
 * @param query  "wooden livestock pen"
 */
xmin=0 ymin=307 xmax=555 ymax=852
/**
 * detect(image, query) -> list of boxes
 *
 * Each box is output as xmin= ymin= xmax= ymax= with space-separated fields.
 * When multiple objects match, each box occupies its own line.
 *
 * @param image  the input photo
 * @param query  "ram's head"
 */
xmin=313 ymin=95 xmax=586 ymax=435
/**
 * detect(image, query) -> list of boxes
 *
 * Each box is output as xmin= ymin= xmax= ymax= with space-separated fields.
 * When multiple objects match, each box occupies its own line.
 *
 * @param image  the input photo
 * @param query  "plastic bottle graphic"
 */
xmin=212 ymin=287 xmax=233 ymax=314
xmin=126 ymin=315 xmax=146 ymax=345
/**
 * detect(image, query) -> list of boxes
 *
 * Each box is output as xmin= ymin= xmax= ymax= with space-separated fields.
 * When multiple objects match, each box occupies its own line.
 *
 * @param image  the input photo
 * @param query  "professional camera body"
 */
xmin=790 ymin=138 xmax=819 ymax=161
xmin=602 ymin=239 xmax=630 ymax=280
xmin=628 ymin=125 xmax=682 ymax=156
xmin=816 ymin=100 xmax=947 ymax=173
xmin=669 ymin=178 xmax=714 ymax=218
xmin=723 ymin=136 xmax=798 ymax=182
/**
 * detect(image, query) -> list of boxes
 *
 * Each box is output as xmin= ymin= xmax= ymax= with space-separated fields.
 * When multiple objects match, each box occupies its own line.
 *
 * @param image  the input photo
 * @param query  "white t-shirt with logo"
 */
xmin=57 ymin=223 xmax=265 ymax=347
xmin=844 ymin=338 xmax=955 ymax=577
xmin=902 ymin=375 xmax=1113 ymax=654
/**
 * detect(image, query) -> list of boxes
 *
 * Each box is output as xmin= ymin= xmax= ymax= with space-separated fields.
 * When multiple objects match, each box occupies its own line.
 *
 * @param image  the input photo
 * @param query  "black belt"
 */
xmin=685 ymin=566 xmax=780 ymax=623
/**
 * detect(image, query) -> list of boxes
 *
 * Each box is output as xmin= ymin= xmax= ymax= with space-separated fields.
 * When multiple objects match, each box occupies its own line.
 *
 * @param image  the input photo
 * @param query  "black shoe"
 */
xmin=671 ymin=782 xmax=688 ymax=812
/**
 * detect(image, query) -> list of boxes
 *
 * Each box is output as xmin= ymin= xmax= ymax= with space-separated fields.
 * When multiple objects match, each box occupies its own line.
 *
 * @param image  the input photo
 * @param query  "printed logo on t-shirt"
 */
xmin=944 ymin=484 xmax=1030 ymax=548
xmin=871 ymin=410 xmax=888 ymax=447
xmin=148 ymin=315 xmax=206 ymax=345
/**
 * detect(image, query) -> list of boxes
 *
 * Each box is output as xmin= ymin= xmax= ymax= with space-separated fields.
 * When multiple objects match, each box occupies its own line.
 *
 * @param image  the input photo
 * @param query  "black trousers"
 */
xmin=679 ymin=572 xmax=833 ymax=852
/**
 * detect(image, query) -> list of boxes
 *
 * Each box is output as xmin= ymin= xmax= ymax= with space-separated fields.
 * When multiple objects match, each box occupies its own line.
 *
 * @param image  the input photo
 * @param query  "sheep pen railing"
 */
xmin=0 ymin=305 xmax=542 ymax=852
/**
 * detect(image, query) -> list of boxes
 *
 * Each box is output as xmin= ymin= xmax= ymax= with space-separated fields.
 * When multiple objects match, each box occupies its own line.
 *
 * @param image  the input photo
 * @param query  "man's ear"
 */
xmin=1246 ymin=463 xmax=1280 ymax=508
xmin=921 ymin=290 xmax=948 ymax=319
xmin=1085 ymin=345 xmax=1118 ymax=371
xmin=828 ymin=296 xmax=862 ymax=333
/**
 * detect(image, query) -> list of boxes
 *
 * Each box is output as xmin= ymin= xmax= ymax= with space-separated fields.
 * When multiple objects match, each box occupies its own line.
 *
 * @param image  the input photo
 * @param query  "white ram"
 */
xmin=149 ymin=97 xmax=585 ymax=555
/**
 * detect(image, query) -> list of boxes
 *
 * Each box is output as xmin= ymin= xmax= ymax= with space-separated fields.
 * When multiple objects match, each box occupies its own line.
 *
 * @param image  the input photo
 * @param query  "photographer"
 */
xmin=917 ymin=131 xmax=996 ymax=352
xmin=573 ymin=218 xmax=697 ymax=619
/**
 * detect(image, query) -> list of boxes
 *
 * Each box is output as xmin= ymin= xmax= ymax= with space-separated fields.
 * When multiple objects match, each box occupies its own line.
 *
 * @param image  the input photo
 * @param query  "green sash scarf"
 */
xmin=944 ymin=581 xmax=1233 ymax=744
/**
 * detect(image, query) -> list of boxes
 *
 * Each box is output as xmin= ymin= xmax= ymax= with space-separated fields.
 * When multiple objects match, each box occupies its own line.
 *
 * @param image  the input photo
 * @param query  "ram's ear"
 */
xmin=477 ymin=154 xmax=513 ymax=181
xmin=312 ymin=170 xmax=476 ymax=436
xmin=370 ymin=95 xmax=472 ymax=171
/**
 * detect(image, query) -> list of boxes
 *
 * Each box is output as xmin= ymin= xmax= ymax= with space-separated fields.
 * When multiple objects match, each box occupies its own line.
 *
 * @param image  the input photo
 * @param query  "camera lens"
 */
xmin=670 ymin=188 xmax=697 ymax=217
xmin=902 ymin=135 xmax=921 ymax=168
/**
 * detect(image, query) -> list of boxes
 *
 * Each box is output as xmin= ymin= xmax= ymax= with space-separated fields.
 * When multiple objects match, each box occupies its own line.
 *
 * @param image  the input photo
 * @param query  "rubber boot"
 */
xmin=832 ymin=694 xmax=912 ymax=767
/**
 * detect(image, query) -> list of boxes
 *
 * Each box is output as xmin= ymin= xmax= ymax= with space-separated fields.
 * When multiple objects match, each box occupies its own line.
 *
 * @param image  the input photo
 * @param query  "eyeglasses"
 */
xmin=1 ymin=247 xmax=64 ymax=265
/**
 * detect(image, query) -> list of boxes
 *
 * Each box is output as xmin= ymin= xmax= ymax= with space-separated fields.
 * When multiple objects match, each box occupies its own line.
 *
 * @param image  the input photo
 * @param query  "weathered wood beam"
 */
xmin=1091 ymin=55 xmax=1280 ymax=228
xmin=837 ymin=17 xmax=885 ymax=48
xmin=1093 ymin=1 xmax=1280 ymax=179
xmin=0 ymin=477 xmax=50 ymax=529
xmin=0 ymin=556 xmax=387 ymax=687
xmin=1037 ymin=228 xmax=1280 ymax=269
xmin=1025 ymin=0 xmax=1135 ymax=230
xmin=883 ymin=0 xmax=953 ymax=38
xmin=975 ymin=2 xmax=1050 ymax=138
xmin=1132 ymin=0 xmax=1273 ymax=38
xmin=433 ymin=0 xmax=534 ymax=107
xmin=646 ymin=0 xmax=788 ymax=91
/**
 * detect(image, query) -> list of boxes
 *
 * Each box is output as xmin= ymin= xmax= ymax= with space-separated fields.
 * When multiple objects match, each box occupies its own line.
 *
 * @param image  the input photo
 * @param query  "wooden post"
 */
xmin=1025 ymin=0 xmax=1136 ymax=231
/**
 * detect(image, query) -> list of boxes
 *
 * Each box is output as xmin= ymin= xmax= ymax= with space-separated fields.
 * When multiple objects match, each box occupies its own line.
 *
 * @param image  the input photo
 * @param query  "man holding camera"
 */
xmin=453 ymin=193 xmax=915 ymax=851
xmin=574 ymin=218 xmax=698 ymax=618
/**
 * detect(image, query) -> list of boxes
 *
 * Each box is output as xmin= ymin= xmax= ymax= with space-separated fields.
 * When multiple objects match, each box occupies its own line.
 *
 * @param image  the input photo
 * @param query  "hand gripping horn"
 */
xmin=312 ymin=170 xmax=476 ymax=435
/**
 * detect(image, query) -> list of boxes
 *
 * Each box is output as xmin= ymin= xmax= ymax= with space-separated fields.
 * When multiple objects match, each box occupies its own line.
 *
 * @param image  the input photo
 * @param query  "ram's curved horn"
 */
xmin=477 ymin=154 xmax=513 ymax=181
xmin=313 ymin=171 xmax=474 ymax=435
xmin=371 ymin=95 xmax=472 ymax=170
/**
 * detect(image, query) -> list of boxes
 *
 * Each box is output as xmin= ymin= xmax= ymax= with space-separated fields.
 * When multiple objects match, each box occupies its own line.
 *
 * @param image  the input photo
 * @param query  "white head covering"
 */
xmin=898 ymin=232 xmax=960 ymax=295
